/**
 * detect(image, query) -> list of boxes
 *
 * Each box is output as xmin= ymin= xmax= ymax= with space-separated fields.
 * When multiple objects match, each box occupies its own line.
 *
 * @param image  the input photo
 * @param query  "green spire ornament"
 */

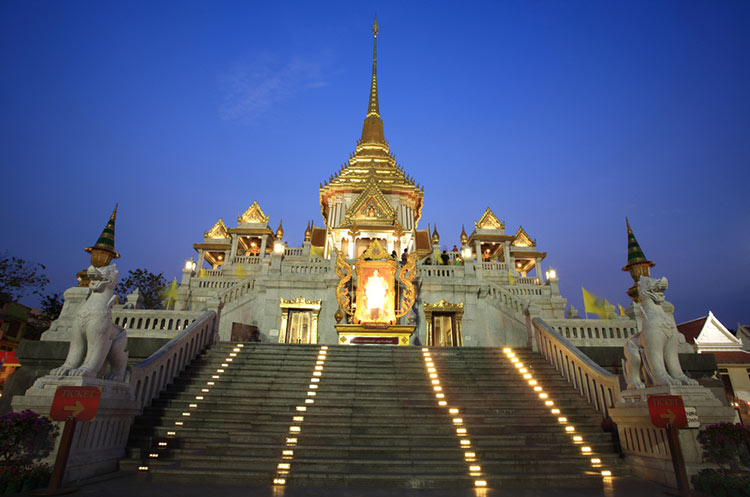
xmin=622 ymin=217 xmax=655 ymax=301
xmin=85 ymin=204 xmax=121 ymax=267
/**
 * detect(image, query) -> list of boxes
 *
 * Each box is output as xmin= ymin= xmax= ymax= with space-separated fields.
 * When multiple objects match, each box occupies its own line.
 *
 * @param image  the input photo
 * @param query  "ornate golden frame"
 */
xmin=278 ymin=297 xmax=322 ymax=344
xmin=424 ymin=299 xmax=464 ymax=347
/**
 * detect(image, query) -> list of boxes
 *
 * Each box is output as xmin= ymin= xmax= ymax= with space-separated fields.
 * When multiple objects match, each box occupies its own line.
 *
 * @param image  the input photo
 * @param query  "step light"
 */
xmin=286 ymin=438 xmax=297 ymax=445
xmin=158 ymin=442 xmax=167 ymax=447
xmin=289 ymin=426 xmax=301 ymax=433
xmin=431 ymin=379 xmax=440 ymax=385
xmin=307 ymin=391 xmax=316 ymax=397
xmin=565 ymin=426 xmax=575 ymax=432
xmin=601 ymin=470 xmax=611 ymax=477
xmin=309 ymin=384 xmax=318 ymax=389
xmin=206 ymin=381 xmax=214 ymax=385
xmin=166 ymin=431 xmax=176 ymax=436
xmin=591 ymin=458 xmax=601 ymax=464
xmin=544 ymin=401 xmax=554 ymax=406
xmin=174 ymin=421 xmax=183 ymax=426
xmin=277 ymin=463 xmax=290 ymax=470
xmin=237 ymin=344 xmax=244 ymax=347
xmin=433 ymin=386 xmax=442 ymax=392
xmin=557 ymin=417 xmax=567 ymax=423
xmin=225 ymin=358 xmax=233 ymax=362
xmin=534 ymin=386 xmax=542 ymax=392
xmin=453 ymin=418 xmax=463 ymax=424
xmin=313 ymin=371 xmax=322 ymax=377
xmin=551 ymin=408 xmax=560 ymax=414
xmin=423 ymin=347 xmax=429 ymax=351
xmin=573 ymin=436 xmax=583 ymax=442
xmin=449 ymin=408 xmax=459 ymax=414
xmin=195 ymin=396 xmax=204 ymax=400
xmin=435 ymin=393 xmax=445 ymax=399
xmin=273 ymin=478 xmax=286 ymax=485
xmin=316 ymin=360 xmax=324 ymax=365
xmin=474 ymin=480 xmax=487 ymax=487
xmin=438 ymin=400 xmax=447 ymax=406
xmin=464 ymin=452 xmax=476 ymax=458
xmin=581 ymin=446 xmax=592 ymax=453
xmin=293 ymin=416 xmax=304 ymax=422
xmin=211 ymin=375 xmax=220 ymax=379
xmin=221 ymin=363 xmax=229 ymax=367
xmin=230 ymin=352 xmax=238 ymax=356
xmin=470 ymin=465 xmax=481 ymax=472
xmin=305 ymin=399 xmax=314 ymax=404
xmin=181 ymin=412 xmax=190 ymax=417
xmin=189 ymin=404 xmax=198 ymax=408
xmin=538 ymin=393 xmax=548 ymax=399
xmin=315 ymin=365 xmax=323 ymax=371
xmin=138 ymin=466 xmax=149 ymax=471
xmin=460 ymin=439 xmax=471 ymax=446
xmin=523 ymin=374 xmax=532 ymax=379
xmin=321 ymin=346 xmax=328 ymax=350
xmin=232 ymin=348 xmax=240 ymax=353
xmin=529 ymin=380 xmax=537 ymax=385
xmin=201 ymin=388 xmax=209 ymax=393
xmin=456 ymin=428 xmax=467 ymax=435
xmin=311 ymin=378 xmax=320 ymax=383
xmin=216 ymin=369 xmax=225 ymax=373
xmin=149 ymin=453 xmax=158 ymax=458
xmin=296 ymin=406 xmax=306 ymax=412
xmin=519 ymin=367 xmax=527 ymax=372
xmin=282 ymin=450 xmax=294 ymax=457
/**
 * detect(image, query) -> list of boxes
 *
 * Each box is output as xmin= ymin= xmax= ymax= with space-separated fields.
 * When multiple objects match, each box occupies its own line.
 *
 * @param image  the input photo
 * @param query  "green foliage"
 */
xmin=0 ymin=254 xmax=49 ymax=304
xmin=26 ymin=292 xmax=65 ymax=338
xmin=697 ymin=422 xmax=750 ymax=473
xmin=0 ymin=410 xmax=59 ymax=465
xmin=115 ymin=268 xmax=167 ymax=309
xmin=691 ymin=469 xmax=750 ymax=496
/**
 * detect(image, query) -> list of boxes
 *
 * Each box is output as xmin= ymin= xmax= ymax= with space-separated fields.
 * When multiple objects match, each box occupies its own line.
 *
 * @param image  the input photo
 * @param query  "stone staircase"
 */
xmin=121 ymin=343 xmax=627 ymax=489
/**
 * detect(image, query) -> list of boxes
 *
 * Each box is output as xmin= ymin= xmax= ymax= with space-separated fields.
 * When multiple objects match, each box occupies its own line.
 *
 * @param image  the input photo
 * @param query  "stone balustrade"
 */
xmin=417 ymin=265 xmax=459 ymax=278
xmin=543 ymin=317 xmax=638 ymax=347
xmin=284 ymin=247 xmax=304 ymax=256
xmin=112 ymin=309 xmax=205 ymax=337
xmin=517 ymin=276 xmax=540 ymax=285
xmin=232 ymin=255 xmax=261 ymax=265
xmin=284 ymin=261 xmax=330 ymax=274
xmin=202 ymin=269 xmax=223 ymax=277
xmin=532 ymin=317 xmax=621 ymax=419
xmin=480 ymin=262 xmax=508 ymax=271
xmin=128 ymin=310 xmax=218 ymax=411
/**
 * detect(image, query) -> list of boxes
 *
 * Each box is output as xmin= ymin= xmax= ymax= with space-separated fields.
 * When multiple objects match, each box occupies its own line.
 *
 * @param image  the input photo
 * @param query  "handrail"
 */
xmin=127 ymin=310 xmax=218 ymax=412
xmin=532 ymin=317 xmax=621 ymax=418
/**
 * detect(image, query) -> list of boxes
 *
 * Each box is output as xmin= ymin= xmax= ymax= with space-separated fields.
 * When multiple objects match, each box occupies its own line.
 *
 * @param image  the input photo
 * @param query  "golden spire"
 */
xmin=360 ymin=15 xmax=385 ymax=144
xmin=276 ymin=220 xmax=284 ymax=239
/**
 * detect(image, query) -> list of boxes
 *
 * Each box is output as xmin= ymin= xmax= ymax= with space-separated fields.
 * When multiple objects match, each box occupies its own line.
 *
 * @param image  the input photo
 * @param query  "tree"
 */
xmin=115 ymin=268 xmax=167 ymax=309
xmin=0 ymin=254 xmax=49 ymax=304
xmin=25 ymin=293 xmax=64 ymax=339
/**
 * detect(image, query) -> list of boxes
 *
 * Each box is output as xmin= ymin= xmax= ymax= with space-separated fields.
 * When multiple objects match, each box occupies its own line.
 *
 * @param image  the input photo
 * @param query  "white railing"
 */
xmin=285 ymin=261 xmax=330 ymax=274
xmin=202 ymin=269 xmax=223 ymax=277
xmin=112 ymin=309 xmax=205 ymax=337
xmin=484 ymin=284 xmax=528 ymax=319
xmin=532 ymin=317 xmax=622 ymax=419
xmin=418 ymin=266 xmax=457 ymax=278
xmin=506 ymin=285 xmax=545 ymax=296
xmin=127 ymin=310 xmax=219 ymax=411
xmin=543 ymin=318 xmax=638 ymax=347
xmin=481 ymin=262 xmax=508 ymax=271
xmin=284 ymin=247 xmax=304 ymax=256
xmin=221 ymin=278 xmax=257 ymax=305
xmin=517 ymin=276 xmax=540 ymax=285
xmin=232 ymin=256 xmax=261 ymax=265
xmin=197 ymin=278 xmax=236 ymax=289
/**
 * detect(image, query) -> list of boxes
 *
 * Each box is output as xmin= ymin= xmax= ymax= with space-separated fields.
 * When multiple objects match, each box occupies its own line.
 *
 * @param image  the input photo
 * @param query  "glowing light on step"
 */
xmin=534 ymin=386 xmax=542 ymax=392
xmin=207 ymin=382 xmax=214 ymax=386
xmin=435 ymin=393 xmax=445 ymax=399
xmin=182 ymin=412 xmax=190 ymax=417
xmin=138 ymin=466 xmax=149 ymax=471
xmin=293 ymin=416 xmax=304 ymax=422
xmin=545 ymin=401 xmax=554 ymax=406
xmin=551 ymin=408 xmax=560 ymax=414
xmin=430 ymin=373 xmax=438 ymax=379
xmin=428 ymin=368 xmax=436 ymax=373
xmin=423 ymin=347 xmax=429 ymax=351
xmin=283 ymin=450 xmax=294 ymax=457
xmin=433 ymin=386 xmax=442 ymax=391
xmin=601 ymin=470 xmax=611 ymax=477
xmin=426 ymin=362 xmax=434 ymax=367
xmin=216 ymin=369 xmax=224 ymax=373
xmin=309 ymin=384 xmax=318 ymax=389
xmin=315 ymin=365 xmax=323 ymax=371
xmin=313 ymin=371 xmax=322 ymax=377
xmin=232 ymin=348 xmax=240 ymax=352
xmin=201 ymin=389 xmax=209 ymax=393
xmin=523 ymin=374 xmax=532 ymax=379
xmin=557 ymin=417 xmax=567 ymax=423
xmin=460 ymin=439 xmax=471 ymax=446
xmin=465 ymin=452 xmax=476 ymax=458
xmin=195 ymin=396 xmax=204 ymax=400
xmin=539 ymin=393 xmax=548 ymax=399
xmin=456 ymin=428 xmax=467 ymax=434
xmin=296 ymin=406 xmax=306 ymax=412
xmin=449 ymin=408 xmax=459 ymax=414
xmin=475 ymin=480 xmax=487 ymax=487
xmin=529 ymin=380 xmax=537 ymax=385
xmin=503 ymin=347 xmax=511 ymax=353
xmin=158 ymin=442 xmax=167 ymax=446
xmin=305 ymin=399 xmax=314 ymax=404
xmin=149 ymin=453 xmax=158 ymax=458
xmin=307 ymin=391 xmax=316 ymax=396
xmin=438 ymin=400 xmax=447 ymax=406
xmin=311 ymin=378 xmax=320 ymax=383
xmin=273 ymin=478 xmax=286 ymax=485
xmin=189 ymin=404 xmax=197 ymax=408
xmin=591 ymin=458 xmax=601 ymax=464
xmin=511 ymin=357 xmax=519 ymax=363
xmin=286 ymin=438 xmax=297 ymax=444
xmin=321 ymin=346 xmax=328 ymax=350
xmin=470 ymin=465 xmax=481 ymax=472
xmin=573 ymin=436 xmax=583 ymax=442
xmin=211 ymin=375 xmax=220 ymax=379
xmin=237 ymin=344 xmax=244 ymax=347
xmin=453 ymin=418 xmax=463 ymax=424
xmin=566 ymin=426 xmax=575 ymax=432
xmin=221 ymin=363 xmax=229 ymax=367
xmin=230 ymin=352 xmax=238 ymax=356
xmin=316 ymin=361 xmax=324 ymax=365
xmin=166 ymin=431 xmax=176 ymax=436
xmin=289 ymin=426 xmax=301 ymax=433
xmin=581 ymin=446 xmax=592 ymax=453
xmin=174 ymin=421 xmax=183 ymax=426
xmin=431 ymin=379 xmax=440 ymax=385
xmin=277 ymin=463 xmax=290 ymax=470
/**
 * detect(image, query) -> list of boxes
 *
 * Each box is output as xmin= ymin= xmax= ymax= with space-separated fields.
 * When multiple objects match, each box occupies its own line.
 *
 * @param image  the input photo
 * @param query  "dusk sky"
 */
xmin=1 ymin=1 xmax=748 ymax=328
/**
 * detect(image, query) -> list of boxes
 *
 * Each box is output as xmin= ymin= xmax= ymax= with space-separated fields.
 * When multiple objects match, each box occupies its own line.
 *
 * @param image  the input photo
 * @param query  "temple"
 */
xmin=175 ymin=18 xmax=566 ymax=348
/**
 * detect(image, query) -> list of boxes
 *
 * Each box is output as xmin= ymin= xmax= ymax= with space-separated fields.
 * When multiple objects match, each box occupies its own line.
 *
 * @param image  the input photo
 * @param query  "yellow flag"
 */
xmin=163 ymin=278 xmax=179 ymax=309
xmin=236 ymin=263 xmax=245 ymax=278
xmin=582 ymin=287 xmax=614 ymax=319
xmin=199 ymin=268 xmax=206 ymax=278
xmin=619 ymin=304 xmax=626 ymax=317
xmin=508 ymin=270 xmax=515 ymax=285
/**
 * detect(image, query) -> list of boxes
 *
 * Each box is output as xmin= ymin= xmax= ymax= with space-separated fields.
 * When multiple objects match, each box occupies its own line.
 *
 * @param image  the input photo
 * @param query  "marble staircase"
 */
xmin=120 ymin=343 xmax=627 ymax=489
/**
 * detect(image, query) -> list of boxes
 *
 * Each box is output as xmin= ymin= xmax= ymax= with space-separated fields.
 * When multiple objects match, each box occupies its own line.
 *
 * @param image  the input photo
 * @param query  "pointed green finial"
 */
xmin=86 ymin=204 xmax=121 ymax=266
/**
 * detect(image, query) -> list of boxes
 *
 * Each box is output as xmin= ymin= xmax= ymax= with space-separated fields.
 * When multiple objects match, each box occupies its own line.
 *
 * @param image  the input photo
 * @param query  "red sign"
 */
xmin=50 ymin=386 xmax=102 ymax=422
xmin=648 ymin=395 xmax=688 ymax=428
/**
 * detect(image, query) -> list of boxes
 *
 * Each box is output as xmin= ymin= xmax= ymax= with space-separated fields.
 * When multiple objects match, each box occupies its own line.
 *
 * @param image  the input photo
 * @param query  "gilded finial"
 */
xmin=85 ymin=203 xmax=121 ymax=267
xmin=372 ymin=15 xmax=379 ymax=36
xmin=432 ymin=225 xmax=440 ymax=244
xmin=304 ymin=221 xmax=312 ymax=242
xmin=276 ymin=220 xmax=284 ymax=239
xmin=460 ymin=225 xmax=468 ymax=245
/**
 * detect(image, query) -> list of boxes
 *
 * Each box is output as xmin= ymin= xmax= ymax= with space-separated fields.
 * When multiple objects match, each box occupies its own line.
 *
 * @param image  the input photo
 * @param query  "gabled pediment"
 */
xmin=344 ymin=176 xmax=396 ymax=225
xmin=238 ymin=201 xmax=269 ymax=225
xmin=205 ymin=218 xmax=230 ymax=240
xmin=474 ymin=208 xmax=504 ymax=230
xmin=512 ymin=226 xmax=535 ymax=247
xmin=694 ymin=311 xmax=743 ymax=351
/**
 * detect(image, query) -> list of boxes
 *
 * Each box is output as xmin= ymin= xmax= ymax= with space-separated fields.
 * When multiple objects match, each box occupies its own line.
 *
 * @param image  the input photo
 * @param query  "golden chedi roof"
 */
xmin=320 ymin=17 xmax=423 ymax=224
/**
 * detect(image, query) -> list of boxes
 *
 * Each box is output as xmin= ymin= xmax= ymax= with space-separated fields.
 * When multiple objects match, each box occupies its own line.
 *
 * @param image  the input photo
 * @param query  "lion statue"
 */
xmin=622 ymin=276 xmax=698 ymax=389
xmin=50 ymin=264 xmax=128 ymax=381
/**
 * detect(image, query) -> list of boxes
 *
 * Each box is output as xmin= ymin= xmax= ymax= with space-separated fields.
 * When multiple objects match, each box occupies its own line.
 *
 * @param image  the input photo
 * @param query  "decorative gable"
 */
xmin=205 ymin=218 xmax=230 ymax=240
xmin=693 ymin=311 xmax=743 ymax=352
xmin=344 ymin=176 xmax=396 ymax=225
xmin=512 ymin=226 xmax=535 ymax=247
xmin=238 ymin=201 xmax=269 ymax=225
xmin=474 ymin=208 xmax=504 ymax=230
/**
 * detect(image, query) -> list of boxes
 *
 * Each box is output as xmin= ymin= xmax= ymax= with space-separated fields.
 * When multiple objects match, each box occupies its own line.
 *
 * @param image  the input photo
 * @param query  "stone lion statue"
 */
xmin=622 ymin=276 xmax=698 ymax=389
xmin=50 ymin=264 xmax=128 ymax=381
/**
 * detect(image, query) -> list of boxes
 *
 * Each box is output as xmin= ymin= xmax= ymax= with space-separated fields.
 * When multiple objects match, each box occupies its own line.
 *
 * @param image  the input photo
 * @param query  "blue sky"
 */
xmin=1 ymin=1 xmax=748 ymax=327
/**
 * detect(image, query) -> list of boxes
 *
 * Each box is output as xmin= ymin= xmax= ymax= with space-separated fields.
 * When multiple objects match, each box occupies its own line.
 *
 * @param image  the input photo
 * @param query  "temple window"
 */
xmin=424 ymin=300 xmax=464 ymax=347
xmin=278 ymin=297 xmax=322 ymax=345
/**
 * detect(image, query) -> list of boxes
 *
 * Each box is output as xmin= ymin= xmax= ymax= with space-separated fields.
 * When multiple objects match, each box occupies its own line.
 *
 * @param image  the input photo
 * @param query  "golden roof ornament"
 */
xmin=304 ymin=221 xmax=312 ymax=242
xmin=276 ymin=220 xmax=284 ymax=239
xmin=460 ymin=225 xmax=468 ymax=245
xmin=85 ymin=204 xmax=121 ymax=268
xmin=361 ymin=15 xmax=385 ymax=144
xmin=432 ymin=225 xmax=440 ymax=244
xmin=622 ymin=218 xmax=655 ymax=300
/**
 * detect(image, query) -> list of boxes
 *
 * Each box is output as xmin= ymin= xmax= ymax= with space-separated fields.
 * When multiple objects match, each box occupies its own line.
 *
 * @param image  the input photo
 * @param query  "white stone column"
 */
xmin=229 ymin=235 xmax=240 ymax=262
xmin=536 ymin=257 xmax=544 ymax=283
xmin=197 ymin=250 xmax=205 ymax=271
xmin=503 ymin=243 xmax=512 ymax=270
xmin=259 ymin=236 xmax=268 ymax=258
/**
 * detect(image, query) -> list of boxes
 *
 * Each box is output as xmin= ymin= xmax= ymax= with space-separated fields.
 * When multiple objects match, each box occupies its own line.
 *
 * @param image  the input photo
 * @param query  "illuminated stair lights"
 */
xmin=273 ymin=345 xmax=329 ymax=486
xmin=422 ymin=348 xmax=487 ymax=488
xmin=502 ymin=347 xmax=612 ymax=479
